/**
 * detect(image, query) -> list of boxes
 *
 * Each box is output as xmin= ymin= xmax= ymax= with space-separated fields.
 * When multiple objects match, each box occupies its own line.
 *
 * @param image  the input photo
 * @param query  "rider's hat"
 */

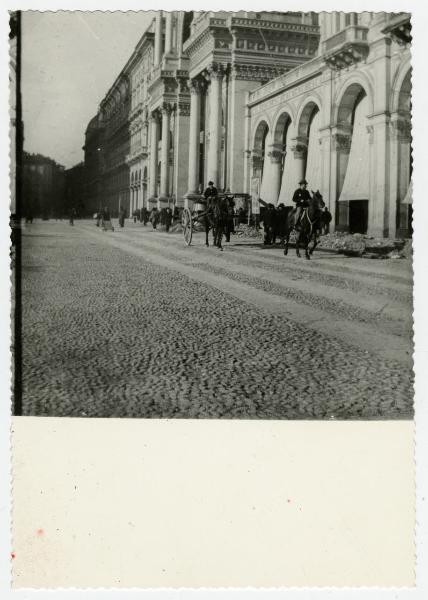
xmin=208 ymin=181 xmax=214 ymax=186
xmin=299 ymin=179 xmax=308 ymax=185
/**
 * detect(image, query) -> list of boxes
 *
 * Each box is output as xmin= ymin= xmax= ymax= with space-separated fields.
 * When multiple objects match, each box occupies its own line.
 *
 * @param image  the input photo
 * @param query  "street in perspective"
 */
xmin=19 ymin=219 xmax=413 ymax=419
xmin=11 ymin=10 xmax=413 ymax=420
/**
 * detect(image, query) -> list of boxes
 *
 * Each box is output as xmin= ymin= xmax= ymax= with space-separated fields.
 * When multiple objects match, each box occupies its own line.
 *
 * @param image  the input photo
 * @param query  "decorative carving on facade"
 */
xmin=188 ymin=77 xmax=206 ymax=95
xmin=267 ymin=144 xmax=285 ymax=164
xmin=390 ymin=118 xmax=412 ymax=142
xmin=161 ymin=102 xmax=175 ymax=115
xmin=231 ymin=63 xmax=287 ymax=82
xmin=324 ymin=44 xmax=369 ymax=70
xmin=333 ymin=133 xmax=352 ymax=151
xmin=290 ymin=138 xmax=308 ymax=159
xmin=215 ymin=38 xmax=230 ymax=49
xmin=206 ymin=63 xmax=226 ymax=81
xmin=381 ymin=14 xmax=411 ymax=46
xmin=366 ymin=125 xmax=374 ymax=145
xmin=177 ymin=101 xmax=191 ymax=117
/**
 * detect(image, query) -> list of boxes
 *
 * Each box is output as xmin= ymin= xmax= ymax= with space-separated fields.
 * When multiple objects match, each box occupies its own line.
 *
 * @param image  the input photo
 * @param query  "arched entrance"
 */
xmin=304 ymin=106 xmax=322 ymax=192
xmin=251 ymin=120 xmax=269 ymax=209
xmin=336 ymin=84 xmax=371 ymax=233
xmin=394 ymin=68 xmax=412 ymax=237
xmin=272 ymin=112 xmax=293 ymax=205
xmin=288 ymin=100 xmax=322 ymax=203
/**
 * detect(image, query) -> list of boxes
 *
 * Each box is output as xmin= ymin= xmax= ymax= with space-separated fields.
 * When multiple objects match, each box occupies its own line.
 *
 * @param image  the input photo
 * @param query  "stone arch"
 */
xmin=392 ymin=64 xmax=412 ymax=237
xmin=253 ymin=118 xmax=270 ymax=152
xmin=272 ymin=110 xmax=293 ymax=147
xmin=296 ymin=96 xmax=322 ymax=139
xmin=391 ymin=59 xmax=411 ymax=114
xmin=397 ymin=68 xmax=411 ymax=113
xmin=335 ymin=81 xmax=372 ymax=234
xmin=333 ymin=73 xmax=374 ymax=126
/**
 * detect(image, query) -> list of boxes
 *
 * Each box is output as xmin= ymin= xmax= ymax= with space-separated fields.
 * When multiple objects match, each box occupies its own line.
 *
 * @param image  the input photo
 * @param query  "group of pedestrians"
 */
xmin=149 ymin=207 xmax=174 ymax=232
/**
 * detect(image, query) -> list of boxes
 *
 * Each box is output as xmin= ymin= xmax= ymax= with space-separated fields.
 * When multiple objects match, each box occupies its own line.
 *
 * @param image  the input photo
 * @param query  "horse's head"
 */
xmin=311 ymin=190 xmax=325 ymax=209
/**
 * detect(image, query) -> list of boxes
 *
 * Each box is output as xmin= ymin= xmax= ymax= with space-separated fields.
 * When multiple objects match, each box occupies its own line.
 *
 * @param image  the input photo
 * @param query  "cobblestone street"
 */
xmin=19 ymin=220 xmax=414 ymax=419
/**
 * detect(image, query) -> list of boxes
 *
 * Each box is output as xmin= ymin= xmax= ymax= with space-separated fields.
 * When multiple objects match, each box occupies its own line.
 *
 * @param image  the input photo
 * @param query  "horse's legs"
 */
xmin=217 ymin=225 xmax=224 ymax=250
xmin=283 ymin=232 xmax=290 ymax=256
xmin=295 ymin=231 xmax=301 ymax=258
xmin=205 ymin=220 xmax=209 ymax=246
xmin=309 ymin=235 xmax=318 ymax=256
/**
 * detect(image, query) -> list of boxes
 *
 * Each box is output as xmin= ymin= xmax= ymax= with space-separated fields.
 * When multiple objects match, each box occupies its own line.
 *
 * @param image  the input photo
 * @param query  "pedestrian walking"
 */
xmin=150 ymin=206 xmax=159 ymax=229
xmin=118 ymin=206 xmax=126 ymax=228
xmin=164 ymin=207 xmax=173 ymax=232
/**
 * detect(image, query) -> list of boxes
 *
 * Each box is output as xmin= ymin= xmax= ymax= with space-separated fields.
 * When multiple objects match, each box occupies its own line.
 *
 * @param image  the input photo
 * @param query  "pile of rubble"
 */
xmin=233 ymin=226 xmax=411 ymax=259
xmin=317 ymin=232 xmax=409 ymax=259
xmin=234 ymin=225 xmax=263 ymax=239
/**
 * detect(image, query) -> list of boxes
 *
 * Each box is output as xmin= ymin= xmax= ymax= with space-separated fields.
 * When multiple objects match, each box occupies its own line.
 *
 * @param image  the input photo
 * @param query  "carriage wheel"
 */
xmin=182 ymin=208 xmax=193 ymax=246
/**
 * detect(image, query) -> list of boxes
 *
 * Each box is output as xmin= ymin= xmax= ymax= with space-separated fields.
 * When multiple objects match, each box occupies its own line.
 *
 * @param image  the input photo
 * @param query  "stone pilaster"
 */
xmin=148 ymin=112 xmax=160 ymax=201
xmin=185 ymin=78 xmax=205 ymax=200
xmin=159 ymin=104 xmax=173 ymax=207
xmin=267 ymin=146 xmax=283 ymax=205
xmin=206 ymin=64 xmax=224 ymax=188
xmin=165 ymin=12 xmax=173 ymax=55
xmin=289 ymin=136 xmax=308 ymax=184
xmin=154 ymin=11 xmax=163 ymax=66
xmin=332 ymin=129 xmax=352 ymax=231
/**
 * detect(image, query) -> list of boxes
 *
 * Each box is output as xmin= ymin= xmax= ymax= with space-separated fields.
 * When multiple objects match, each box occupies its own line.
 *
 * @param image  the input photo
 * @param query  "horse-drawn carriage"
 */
xmin=181 ymin=193 xmax=239 ymax=249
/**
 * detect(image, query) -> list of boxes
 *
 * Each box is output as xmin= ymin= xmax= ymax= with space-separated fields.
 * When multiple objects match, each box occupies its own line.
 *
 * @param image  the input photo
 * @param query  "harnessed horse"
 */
xmin=198 ymin=195 xmax=230 ymax=250
xmin=284 ymin=191 xmax=325 ymax=260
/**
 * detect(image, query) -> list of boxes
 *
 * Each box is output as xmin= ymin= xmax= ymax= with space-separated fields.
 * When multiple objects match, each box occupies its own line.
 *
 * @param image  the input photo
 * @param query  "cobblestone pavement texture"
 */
xmin=19 ymin=219 xmax=414 ymax=419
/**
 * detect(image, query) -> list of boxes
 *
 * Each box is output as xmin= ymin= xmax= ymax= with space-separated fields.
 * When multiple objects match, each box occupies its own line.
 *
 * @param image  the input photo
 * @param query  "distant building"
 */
xmin=22 ymin=152 xmax=65 ymax=218
xmin=83 ymin=115 xmax=104 ymax=214
xmin=64 ymin=162 xmax=86 ymax=216
xmin=9 ymin=11 xmax=22 ymax=218
xmin=84 ymin=11 xmax=412 ymax=237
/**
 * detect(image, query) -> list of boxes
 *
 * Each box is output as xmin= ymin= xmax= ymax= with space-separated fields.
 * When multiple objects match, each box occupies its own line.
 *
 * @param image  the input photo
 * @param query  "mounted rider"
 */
xmin=292 ymin=179 xmax=312 ymax=229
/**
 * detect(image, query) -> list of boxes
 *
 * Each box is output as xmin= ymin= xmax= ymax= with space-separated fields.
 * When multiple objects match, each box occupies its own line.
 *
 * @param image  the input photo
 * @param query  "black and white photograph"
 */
xmin=11 ymin=9 xmax=413 ymax=420
xmin=6 ymin=3 xmax=428 ymax=592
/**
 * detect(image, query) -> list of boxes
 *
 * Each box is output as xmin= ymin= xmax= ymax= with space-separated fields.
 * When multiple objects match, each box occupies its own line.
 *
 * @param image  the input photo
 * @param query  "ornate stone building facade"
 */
xmin=84 ymin=11 xmax=411 ymax=237
xmin=247 ymin=12 xmax=412 ymax=237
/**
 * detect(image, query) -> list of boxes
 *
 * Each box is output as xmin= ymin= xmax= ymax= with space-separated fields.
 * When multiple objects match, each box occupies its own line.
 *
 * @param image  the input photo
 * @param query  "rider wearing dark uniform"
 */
xmin=292 ymin=179 xmax=311 ymax=228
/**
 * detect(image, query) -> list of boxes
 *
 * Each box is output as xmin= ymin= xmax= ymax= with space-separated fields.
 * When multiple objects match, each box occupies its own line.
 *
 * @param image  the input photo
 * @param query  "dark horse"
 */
xmin=284 ymin=190 xmax=325 ymax=260
xmin=199 ymin=195 xmax=229 ymax=250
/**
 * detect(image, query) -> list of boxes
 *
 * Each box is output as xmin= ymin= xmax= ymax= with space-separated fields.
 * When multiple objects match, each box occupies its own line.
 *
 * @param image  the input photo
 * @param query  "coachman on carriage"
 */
xmin=182 ymin=181 xmax=241 ymax=251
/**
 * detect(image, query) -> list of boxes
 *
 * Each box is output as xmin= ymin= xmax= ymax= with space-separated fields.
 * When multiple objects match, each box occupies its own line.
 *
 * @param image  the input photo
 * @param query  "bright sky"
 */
xmin=21 ymin=11 xmax=154 ymax=168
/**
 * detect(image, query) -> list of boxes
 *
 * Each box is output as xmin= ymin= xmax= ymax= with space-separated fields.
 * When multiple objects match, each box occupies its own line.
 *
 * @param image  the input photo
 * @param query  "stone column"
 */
xmin=332 ymin=130 xmax=352 ymax=231
xmin=367 ymin=38 xmax=392 ymax=237
xmin=290 ymin=137 xmax=308 ymax=184
xmin=174 ymin=98 xmax=191 ymax=208
xmin=154 ymin=11 xmax=163 ymax=66
xmin=206 ymin=64 xmax=224 ymax=188
xmin=149 ymin=113 xmax=159 ymax=201
xmin=185 ymin=79 xmax=203 ymax=197
xmin=165 ymin=12 xmax=173 ymax=55
xmin=390 ymin=115 xmax=411 ymax=238
xmin=159 ymin=105 xmax=171 ymax=206
xmin=267 ymin=146 xmax=283 ymax=205
xmin=228 ymin=66 xmax=260 ymax=194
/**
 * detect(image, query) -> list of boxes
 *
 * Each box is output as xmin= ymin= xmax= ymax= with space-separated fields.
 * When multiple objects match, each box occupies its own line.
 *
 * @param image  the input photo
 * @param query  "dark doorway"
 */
xmin=349 ymin=200 xmax=368 ymax=234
